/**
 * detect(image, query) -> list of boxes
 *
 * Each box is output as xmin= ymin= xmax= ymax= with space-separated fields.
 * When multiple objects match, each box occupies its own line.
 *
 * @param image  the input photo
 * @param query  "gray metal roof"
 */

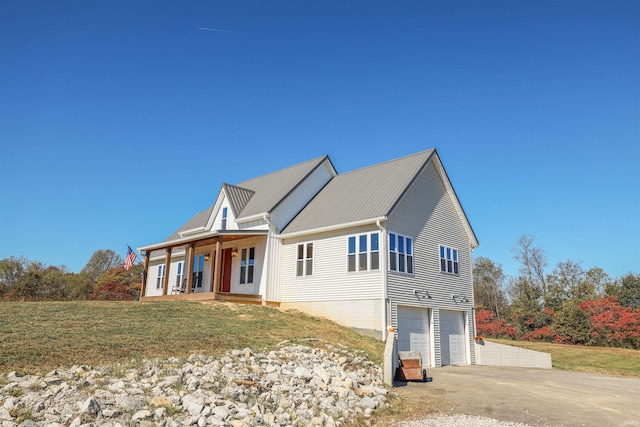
xmin=162 ymin=155 xmax=329 ymax=244
xmin=164 ymin=205 xmax=214 ymax=242
xmin=222 ymin=183 xmax=255 ymax=217
xmin=234 ymin=155 xmax=330 ymax=220
xmin=281 ymin=149 xmax=435 ymax=234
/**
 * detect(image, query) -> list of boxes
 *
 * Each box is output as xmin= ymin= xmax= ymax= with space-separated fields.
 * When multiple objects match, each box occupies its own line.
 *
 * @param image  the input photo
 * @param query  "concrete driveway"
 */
xmin=395 ymin=365 xmax=640 ymax=427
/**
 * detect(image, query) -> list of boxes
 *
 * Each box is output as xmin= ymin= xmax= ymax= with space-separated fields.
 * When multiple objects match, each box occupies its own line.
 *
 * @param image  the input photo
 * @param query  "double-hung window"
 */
xmin=156 ymin=264 xmax=165 ymax=289
xmin=192 ymin=255 xmax=205 ymax=288
xmin=240 ymin=247 xmax=255 ymax=284
xmin=296 ymin=242 xmax=313 ymax=276
xmin=221 ymin=207 xmax=228 ymax=230
xmin=439 ymin=245 xmax=459 ymax=275
xmin=347 ymin=233 xmax=380 ymax=272
xmin=175 ymin=261 xmax=184 ymax=289
xmin=389 ymin=233 xmax=414 ymax=274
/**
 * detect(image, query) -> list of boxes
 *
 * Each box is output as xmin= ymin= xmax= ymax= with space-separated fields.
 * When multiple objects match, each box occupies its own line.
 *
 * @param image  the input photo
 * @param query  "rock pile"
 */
xmin=0 ymin=342 xmax=388 ymax=426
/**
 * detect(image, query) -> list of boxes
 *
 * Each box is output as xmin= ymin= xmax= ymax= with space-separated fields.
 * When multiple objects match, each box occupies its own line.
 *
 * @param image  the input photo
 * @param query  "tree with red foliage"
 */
xmin=519 ymin=308 xmax=557 ymax=342
xmin=579 ymin=296 xmax=640 ymax=349
xmin=89 ymin=265 xmax=142 ymax=301
xmin=90 ymin=280 xmax=139 ymax=301
xmin=475 ymin=309 xmax=518 ymax=339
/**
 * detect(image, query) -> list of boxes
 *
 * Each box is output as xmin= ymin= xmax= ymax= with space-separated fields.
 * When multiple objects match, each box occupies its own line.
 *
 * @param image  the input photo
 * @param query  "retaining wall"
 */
xmin=474 ymin=340 xmax=552 ymax=369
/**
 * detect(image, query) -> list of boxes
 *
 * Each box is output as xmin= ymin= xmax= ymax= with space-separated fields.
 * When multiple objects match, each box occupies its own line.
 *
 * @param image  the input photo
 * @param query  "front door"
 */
xmin=220 ymin=248 xmax=233 ymax=292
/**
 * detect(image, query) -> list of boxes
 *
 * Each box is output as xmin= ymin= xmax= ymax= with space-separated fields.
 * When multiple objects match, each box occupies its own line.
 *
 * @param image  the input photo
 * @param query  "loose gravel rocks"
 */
xmin=399 ymin=414 xmax=533 ymax=427
xmin=0 ymin=342 xmax=388 ymax=426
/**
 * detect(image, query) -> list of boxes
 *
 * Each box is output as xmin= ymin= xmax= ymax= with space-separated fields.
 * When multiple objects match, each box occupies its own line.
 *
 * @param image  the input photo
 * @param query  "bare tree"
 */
xmin=511 ymin=235 xmax=548 ymax=307
xmin=473 ymin=256 xmax=508 ymax=318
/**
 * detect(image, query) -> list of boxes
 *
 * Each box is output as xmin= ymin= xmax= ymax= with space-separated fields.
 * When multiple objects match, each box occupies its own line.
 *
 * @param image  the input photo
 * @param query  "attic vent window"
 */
xmin=221 ymin=207 xmax=228 ymax=230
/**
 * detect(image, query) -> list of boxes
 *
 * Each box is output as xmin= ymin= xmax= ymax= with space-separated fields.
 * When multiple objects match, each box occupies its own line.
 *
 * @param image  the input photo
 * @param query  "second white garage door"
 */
xmin=397 ymin=306 xmax=431 ymax=367
xmin=440 ymin=310 xmax=467 ymax=366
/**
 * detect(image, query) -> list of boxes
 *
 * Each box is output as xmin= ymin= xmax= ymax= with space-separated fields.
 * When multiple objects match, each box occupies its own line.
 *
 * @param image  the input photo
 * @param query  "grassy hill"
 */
xmin=3 ymin=301 xmax=639 ymax=378
xmin=0 ymin=301 xmax=385 ymax=375
xmin=2 ymin=301 xmax=639 ymax=426
xmin=490 ymin=338 xmax=640 ymax=377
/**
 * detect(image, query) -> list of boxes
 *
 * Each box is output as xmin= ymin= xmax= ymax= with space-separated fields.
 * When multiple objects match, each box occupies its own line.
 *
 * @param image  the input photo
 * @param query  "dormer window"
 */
xmin=221 ymin=207 xmax=228 ymax=230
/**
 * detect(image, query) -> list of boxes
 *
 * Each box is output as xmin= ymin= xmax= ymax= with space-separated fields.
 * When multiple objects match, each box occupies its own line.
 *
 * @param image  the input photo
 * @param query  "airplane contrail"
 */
xmin=198 ymin=27 xmax=240 ymax=34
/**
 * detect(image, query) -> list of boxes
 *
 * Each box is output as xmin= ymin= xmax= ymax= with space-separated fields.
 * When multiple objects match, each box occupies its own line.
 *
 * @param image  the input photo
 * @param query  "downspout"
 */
xmin=261 ymin=214 xmax=278 ymax=303
xmin=376 ymin=219 xmax=388 ymax=341
xmin=263 ymin=214 xmax=278 ymax=233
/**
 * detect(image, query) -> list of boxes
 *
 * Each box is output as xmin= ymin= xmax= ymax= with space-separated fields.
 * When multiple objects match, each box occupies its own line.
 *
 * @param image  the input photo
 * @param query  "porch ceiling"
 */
xmin=138 ymin=230 xmax=268 ymax=253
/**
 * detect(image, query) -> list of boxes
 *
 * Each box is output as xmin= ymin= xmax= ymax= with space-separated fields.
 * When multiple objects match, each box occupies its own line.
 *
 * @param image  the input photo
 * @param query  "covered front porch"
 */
xmin=138 ymin=230 xmax=268 ymax=303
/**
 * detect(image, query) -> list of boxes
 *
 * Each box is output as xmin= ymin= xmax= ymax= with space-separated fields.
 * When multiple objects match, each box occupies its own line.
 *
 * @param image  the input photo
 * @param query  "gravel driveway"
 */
xmin=393 ymin=365 xmax=640 ymax=427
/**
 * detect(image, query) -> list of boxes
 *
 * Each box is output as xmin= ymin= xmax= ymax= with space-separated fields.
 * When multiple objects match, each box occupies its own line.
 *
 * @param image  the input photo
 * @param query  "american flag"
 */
xmin=124 ymin=245 xmax=137 ymax=270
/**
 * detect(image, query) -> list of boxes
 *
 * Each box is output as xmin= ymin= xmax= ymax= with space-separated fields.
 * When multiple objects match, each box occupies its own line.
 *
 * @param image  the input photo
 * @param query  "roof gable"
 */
xmin=156 ymin=149 xmax=477 ymax=249
xmin=161 ymin=155 xmax=332 ymax=244
xmin=222 ymin=183 xmax=255 ymax=217
xmin=234 ymin=155 xmax=332 ymax=220
xmin=281 ymin=150 xmax=435 ymax=234
xmin=430 ymin=153 xmax=479 ymax=248
xmin=280 ymin=149 xmax=478 ymax=247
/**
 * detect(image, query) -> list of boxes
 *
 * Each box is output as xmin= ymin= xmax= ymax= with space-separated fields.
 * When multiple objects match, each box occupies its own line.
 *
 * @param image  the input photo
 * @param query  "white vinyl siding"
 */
xmin=231 ymin=236 xmax=266 ymax=295
xmin=282 ymin=227 xmax=383 ymax=301
xmin=280 ymin=226 xmax=384 ymax=334
xmin=213 ymin=199 xmax=239 ymax=231
xmin=145 ymin=255 xmax=188 ymax=297
xmin=386 ymin=160 xmax=475 ymax=365
xmin=265 ymin=235 xmax=283 ymax=302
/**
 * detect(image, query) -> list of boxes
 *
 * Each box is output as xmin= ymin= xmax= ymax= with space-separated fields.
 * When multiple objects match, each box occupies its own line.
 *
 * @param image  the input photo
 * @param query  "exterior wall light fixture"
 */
xmin=451 ymin=294 xmax=469 ymax=303
xmin=413 ymin=289 xmax=431 ymax=300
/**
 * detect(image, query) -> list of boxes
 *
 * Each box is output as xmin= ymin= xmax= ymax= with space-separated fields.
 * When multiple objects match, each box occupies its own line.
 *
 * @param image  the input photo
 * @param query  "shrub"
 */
xmin=476 ymin=309 xmax=518 ymax=339
xmin=579 ymin=297 xmax=640 ymax=349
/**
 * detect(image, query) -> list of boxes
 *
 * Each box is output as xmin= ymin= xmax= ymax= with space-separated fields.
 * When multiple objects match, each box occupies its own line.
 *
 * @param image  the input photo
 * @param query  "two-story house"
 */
xmin=138 ymin=149 xmax=479 ymax=367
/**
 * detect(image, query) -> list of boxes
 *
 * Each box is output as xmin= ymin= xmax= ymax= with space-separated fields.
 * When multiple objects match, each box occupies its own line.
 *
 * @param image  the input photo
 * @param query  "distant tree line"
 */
xmin=0 ymin=249 xmax=142 ymax=301
xmin=474 ymin=235 xmax=640 ymax=349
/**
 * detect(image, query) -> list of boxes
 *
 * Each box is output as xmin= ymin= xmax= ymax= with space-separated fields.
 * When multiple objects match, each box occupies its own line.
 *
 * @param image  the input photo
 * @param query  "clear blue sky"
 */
xmin=1 ymin=1 xmax=638 ymax=280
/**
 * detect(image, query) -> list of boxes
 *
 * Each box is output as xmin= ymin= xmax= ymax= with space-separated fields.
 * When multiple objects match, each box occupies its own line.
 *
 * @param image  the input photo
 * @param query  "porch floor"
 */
xmin=141 ymin=292 xmax=262 ymax=305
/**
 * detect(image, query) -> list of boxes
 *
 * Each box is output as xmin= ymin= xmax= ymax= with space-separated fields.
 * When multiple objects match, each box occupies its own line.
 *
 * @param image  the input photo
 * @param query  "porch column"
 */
xmin=212 ymin=236 xmax=222 ymax=297
xmin=140 ymin=251 xmax=150 ymax=300
xmin=185 ymin=243 xmax=195 ymax=294
xmin=162 ymin=248 xmax=172 ymax=296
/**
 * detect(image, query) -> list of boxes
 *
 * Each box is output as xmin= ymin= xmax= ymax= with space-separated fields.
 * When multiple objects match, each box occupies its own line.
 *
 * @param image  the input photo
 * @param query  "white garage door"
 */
xmin=397 ymin=306 xmax=431 ymax=367
xmin=440 ymin=310 xmax=466 ymax=366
